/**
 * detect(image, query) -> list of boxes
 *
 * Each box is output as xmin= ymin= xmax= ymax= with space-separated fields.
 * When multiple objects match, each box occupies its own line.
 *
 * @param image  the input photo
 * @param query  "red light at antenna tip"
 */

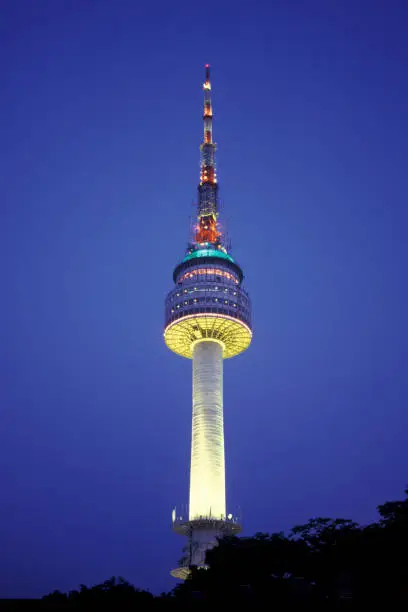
xmin=205 ymin=63 xmax=210 ymax=68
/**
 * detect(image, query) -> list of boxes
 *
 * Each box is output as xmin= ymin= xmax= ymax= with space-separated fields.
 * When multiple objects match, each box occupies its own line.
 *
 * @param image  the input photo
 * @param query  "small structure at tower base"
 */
xmin=171 ymin=515 xmax=241 ymax=579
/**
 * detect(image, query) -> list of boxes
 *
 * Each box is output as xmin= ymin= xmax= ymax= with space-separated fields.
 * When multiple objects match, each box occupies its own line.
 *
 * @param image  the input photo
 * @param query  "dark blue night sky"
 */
xmin=1 ymin=0 xmax=407 ymax=598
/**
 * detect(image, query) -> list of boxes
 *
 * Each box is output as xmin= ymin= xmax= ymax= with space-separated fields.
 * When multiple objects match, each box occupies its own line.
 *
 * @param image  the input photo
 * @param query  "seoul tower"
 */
xmin=164 ymin=65 xmax=252 ymax=578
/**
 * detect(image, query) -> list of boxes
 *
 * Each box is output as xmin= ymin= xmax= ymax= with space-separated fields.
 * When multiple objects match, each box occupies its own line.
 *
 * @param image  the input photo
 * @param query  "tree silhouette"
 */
xmin=173 ymin=488 xmax=408 ymax=608
xmin=42 ymin=576 xmax=154 ymax=610
xmin=33 ymin=487 xmax=408 ymax=610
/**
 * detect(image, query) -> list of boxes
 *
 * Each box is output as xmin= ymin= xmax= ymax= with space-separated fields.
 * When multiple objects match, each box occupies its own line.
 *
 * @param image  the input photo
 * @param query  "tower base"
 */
xmin=170 ymin=566 xmax=192 ymax=580
xmin=171 ymin=517 xmax=241 ymax=579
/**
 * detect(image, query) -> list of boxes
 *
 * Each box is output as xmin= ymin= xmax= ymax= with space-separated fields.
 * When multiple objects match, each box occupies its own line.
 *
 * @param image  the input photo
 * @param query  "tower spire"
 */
xmin=203 ymin=64 xmax=213 ymax=145
xmin=196 ymin=64 xmax=220 ymax=245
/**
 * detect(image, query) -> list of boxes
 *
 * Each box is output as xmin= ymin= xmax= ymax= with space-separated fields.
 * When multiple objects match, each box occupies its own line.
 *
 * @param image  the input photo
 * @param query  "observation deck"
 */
xmin=164 ymin=248 xmax=252 ymax=359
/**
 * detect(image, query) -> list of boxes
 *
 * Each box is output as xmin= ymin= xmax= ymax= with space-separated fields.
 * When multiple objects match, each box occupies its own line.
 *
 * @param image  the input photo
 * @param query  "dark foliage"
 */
xmin=170 ymin=488 xmax=408 ymax=609
xmin=41 ymin=577 xmax=155 ymax=610
xmin=1 ymin=489 xmax=407 ymax=611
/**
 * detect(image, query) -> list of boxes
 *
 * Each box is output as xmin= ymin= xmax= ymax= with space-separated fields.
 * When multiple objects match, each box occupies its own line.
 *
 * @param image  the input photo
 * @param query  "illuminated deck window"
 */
xmin=179 ymin=268 xmax=239 ymax=284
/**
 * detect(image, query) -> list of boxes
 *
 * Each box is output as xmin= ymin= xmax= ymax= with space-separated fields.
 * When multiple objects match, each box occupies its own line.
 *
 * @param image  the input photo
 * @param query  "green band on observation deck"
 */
xmin=182 ymin=248 xmax=234 ymax=264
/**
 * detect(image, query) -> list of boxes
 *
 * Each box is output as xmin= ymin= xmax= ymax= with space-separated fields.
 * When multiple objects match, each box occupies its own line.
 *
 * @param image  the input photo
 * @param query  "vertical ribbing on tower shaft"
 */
xmin=189 ymin=340 xmax=225 ymax=520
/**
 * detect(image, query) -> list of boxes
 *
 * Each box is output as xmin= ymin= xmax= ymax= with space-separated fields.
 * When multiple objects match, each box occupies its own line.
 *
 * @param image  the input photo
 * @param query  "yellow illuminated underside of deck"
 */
xmin=164 ymin=314 xmax=252 ymax=359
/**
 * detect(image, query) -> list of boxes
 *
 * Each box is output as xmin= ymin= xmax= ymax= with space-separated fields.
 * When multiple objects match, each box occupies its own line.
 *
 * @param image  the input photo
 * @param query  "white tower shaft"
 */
xmin=189 ymin=340 xmax=226 ymax=520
